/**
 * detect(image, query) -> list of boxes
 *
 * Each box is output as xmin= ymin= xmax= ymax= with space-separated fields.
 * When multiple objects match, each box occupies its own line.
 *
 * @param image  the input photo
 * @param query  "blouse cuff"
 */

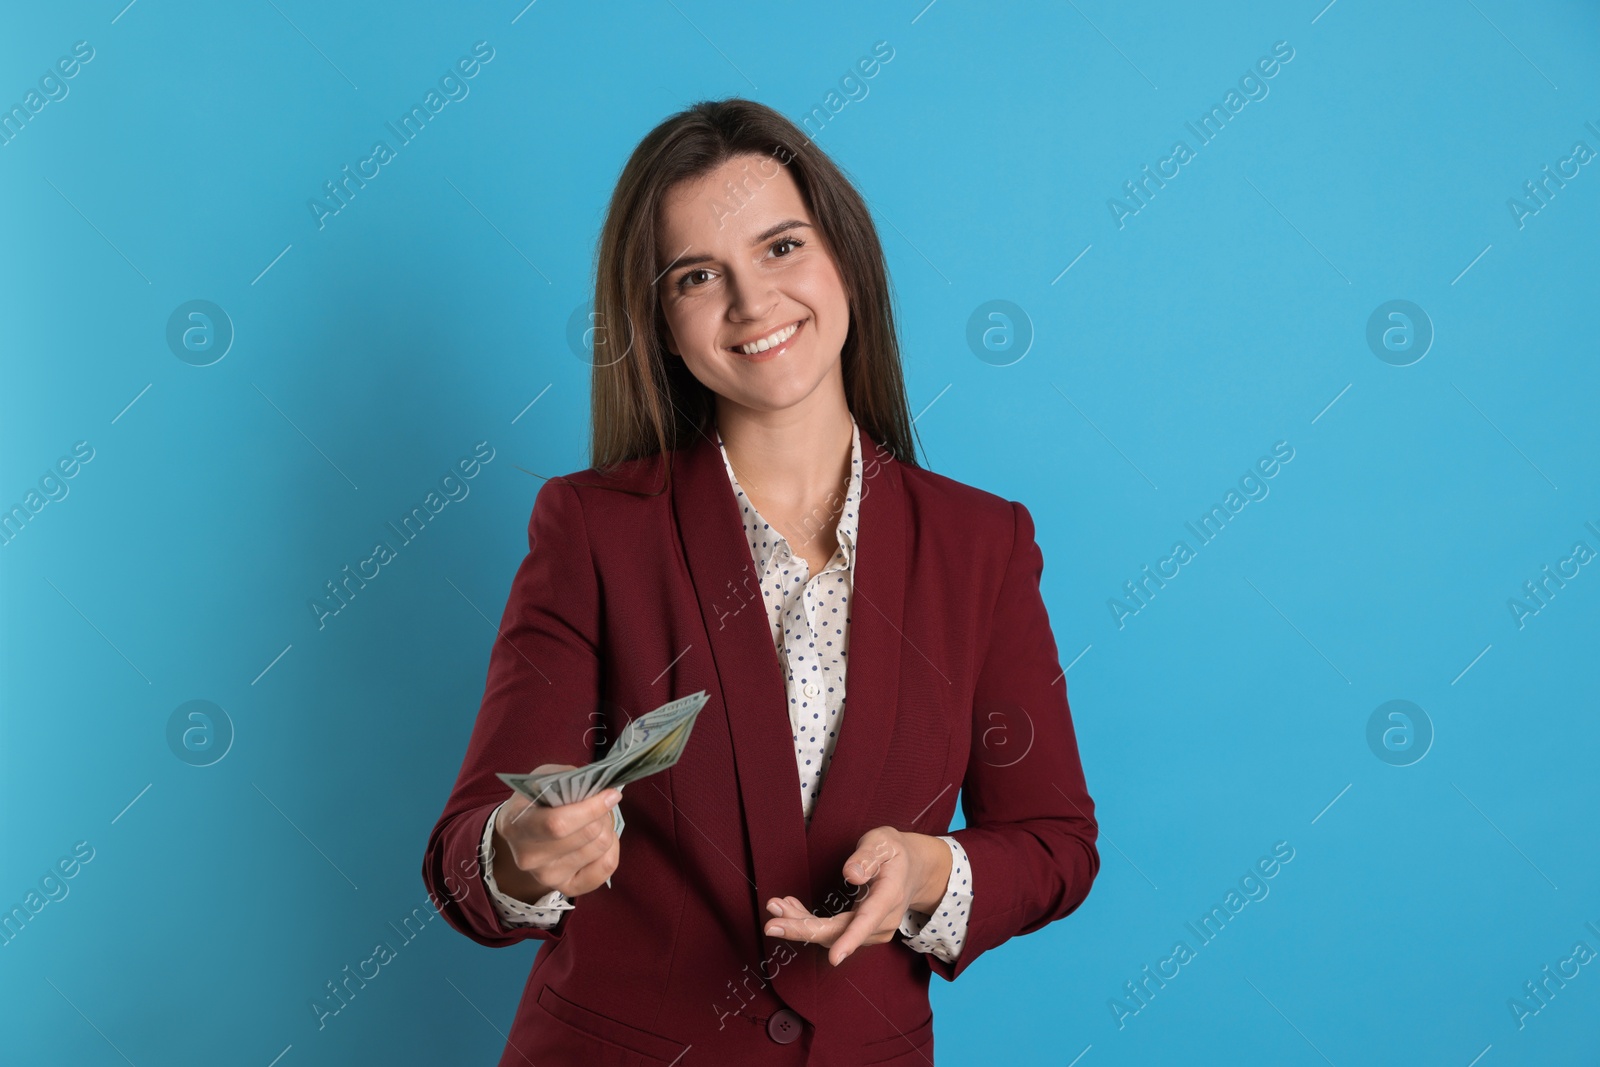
xmin=897 ymin=835 xmax=974 ymax=964
xmin=479 ymin=799 xmax=574 ymax=928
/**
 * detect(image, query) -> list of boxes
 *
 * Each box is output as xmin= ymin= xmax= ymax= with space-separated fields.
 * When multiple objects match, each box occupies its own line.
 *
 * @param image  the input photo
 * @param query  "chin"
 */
xmin=752 ymin=380 xmax=839 ymax=414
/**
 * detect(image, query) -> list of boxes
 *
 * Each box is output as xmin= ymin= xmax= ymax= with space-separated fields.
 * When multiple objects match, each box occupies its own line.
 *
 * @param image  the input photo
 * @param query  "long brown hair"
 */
xmin=585 ymin=97 xmax=922 ymax=484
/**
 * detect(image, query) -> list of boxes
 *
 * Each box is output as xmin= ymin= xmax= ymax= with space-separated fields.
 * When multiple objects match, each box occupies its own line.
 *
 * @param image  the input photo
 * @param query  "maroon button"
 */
xmin=766 ymin=1008 xmax=803 ymax=1044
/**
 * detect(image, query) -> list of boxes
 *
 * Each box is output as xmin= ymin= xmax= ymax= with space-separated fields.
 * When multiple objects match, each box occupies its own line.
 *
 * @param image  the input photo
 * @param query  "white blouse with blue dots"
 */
xmin=479 ymin=415 xmax=974 ymax=963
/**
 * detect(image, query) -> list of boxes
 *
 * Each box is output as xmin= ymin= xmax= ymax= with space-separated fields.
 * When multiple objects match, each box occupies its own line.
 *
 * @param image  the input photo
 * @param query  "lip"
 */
xmin=727 ymin=318 xmax=805 ymax=361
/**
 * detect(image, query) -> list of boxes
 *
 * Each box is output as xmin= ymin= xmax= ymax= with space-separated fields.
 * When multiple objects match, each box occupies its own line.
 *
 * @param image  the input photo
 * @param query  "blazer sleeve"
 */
xmin=421 ymin=476 xmax=604 ymax=948
xmin=937 ymin=499 xmax=1100 ymax=981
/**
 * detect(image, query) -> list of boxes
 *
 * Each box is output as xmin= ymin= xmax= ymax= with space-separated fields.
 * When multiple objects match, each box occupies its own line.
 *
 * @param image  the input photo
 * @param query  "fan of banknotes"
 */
xmin=497 ymin=690 xmax=710 ymax=810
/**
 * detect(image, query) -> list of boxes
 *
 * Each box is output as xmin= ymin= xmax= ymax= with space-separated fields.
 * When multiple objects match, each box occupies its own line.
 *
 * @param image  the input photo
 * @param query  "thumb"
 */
xmin=842 ymin=831 xmax=898 ymax=884
xmin=842 ymin=845 xmax=880 ymax=884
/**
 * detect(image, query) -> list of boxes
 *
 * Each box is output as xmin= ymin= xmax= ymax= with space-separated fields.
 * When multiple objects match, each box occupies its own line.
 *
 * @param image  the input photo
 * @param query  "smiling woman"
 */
xmin=423 ymin=97 xmax=1099 ymax=1066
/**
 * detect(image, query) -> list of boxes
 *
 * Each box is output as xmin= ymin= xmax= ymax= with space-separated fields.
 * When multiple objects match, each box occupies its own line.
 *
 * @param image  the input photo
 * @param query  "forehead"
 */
xmin=656 ymin=153 xmax=810 ymax=251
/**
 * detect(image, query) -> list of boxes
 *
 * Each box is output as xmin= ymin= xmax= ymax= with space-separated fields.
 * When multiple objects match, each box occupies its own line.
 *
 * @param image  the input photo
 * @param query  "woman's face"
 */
xmin=655 ymin=153 xmax=851 ymax=420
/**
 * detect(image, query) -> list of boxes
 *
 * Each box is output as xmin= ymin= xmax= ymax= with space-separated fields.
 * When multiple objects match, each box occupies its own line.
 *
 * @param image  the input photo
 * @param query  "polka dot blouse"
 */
xmin=479 ymin=414 xmax=974 ymax=964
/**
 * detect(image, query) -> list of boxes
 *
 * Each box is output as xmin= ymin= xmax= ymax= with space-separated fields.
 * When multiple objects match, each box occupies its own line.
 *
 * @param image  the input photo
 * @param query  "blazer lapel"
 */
xmin=672 ymin=426 xmax=817 ymax=1019
xmin=672 ymin=421 xmax=909 ymax=1020
xmin=801 ymin=426 xmax=907 ymax=875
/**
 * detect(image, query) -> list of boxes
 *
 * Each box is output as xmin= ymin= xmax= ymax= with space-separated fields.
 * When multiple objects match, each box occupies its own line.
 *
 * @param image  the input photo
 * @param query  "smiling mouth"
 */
xmin=727 ymin=319 xmax=804 ymax=355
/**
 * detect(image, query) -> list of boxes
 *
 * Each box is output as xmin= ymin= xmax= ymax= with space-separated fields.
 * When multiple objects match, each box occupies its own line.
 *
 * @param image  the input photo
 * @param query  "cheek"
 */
xmin=808 ymin=263 xmax=851 ymax=325
xmin=810 ymin=280 xmax=851 ymax=347
xmin=797 ymin=258 xmax=846 ymax=304
xmin=663 ymin=303 xmax=712 ymax=354
xmin=665 ymin=309 xmax=730 ymax=380
xmin=775 ymin=268 xmax=844 ymax=340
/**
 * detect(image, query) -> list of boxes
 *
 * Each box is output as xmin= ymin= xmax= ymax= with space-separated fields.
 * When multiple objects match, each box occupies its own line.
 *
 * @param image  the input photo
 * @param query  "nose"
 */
xmin=723 ymin=261 xmax=777 ymax=323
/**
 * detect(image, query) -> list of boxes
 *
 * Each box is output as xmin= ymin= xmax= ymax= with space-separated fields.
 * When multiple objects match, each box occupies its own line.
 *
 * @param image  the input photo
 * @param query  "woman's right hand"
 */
xmin=490 ymin=763 xmax=622 ymax=902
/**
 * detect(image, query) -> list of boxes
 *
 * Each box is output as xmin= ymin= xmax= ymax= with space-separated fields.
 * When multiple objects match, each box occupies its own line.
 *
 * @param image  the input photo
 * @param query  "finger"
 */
xmin=543 ymin=788 xmax=622 ymax=838
xmin=764 ymin=896 xmax=809 ymax=921
xmin=567 ymin=839 xmax=621 ymax=896
xmin=766 ymin=891 xmax=887 ymax=947
xmin=538 ymin=829 xmax=616 ymax=893
xmin=506 ymin=807 xmax=602 ymax=861
xmin=766 ymin=909 xmax=850 ymax=945
xmin=548 ymin=820 xmax=616 ymax=877
xmin=786 ymin=894 xmax=864 ymax=945
xmin=828 ymin=881 xmax=899 ymax=966
xmin=517 ymin=801 xmax=616 ymax=872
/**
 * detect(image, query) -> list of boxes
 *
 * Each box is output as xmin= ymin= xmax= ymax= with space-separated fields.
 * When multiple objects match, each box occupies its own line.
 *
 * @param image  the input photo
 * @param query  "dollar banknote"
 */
xmin=497 ymin=690 xmax=710 ymax=809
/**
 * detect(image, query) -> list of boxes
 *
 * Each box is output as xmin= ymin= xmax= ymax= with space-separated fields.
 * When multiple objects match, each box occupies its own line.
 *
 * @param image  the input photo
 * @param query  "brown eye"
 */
xmin=771 ymin=237 xmax=804 ymax=256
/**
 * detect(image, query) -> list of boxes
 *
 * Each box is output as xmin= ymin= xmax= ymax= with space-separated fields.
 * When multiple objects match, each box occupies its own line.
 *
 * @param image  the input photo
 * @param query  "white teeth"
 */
xmin=736 ymin=321 xmax=799 ymax=354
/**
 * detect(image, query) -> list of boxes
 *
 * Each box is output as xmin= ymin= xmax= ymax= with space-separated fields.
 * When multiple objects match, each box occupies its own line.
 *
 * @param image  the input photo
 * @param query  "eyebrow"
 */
xmin=659 ymin=219 xmax=813 ymax=278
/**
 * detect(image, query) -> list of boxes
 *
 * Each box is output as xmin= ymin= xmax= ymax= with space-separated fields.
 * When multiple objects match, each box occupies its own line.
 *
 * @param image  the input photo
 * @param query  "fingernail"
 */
xmin=767 ymin=901 xmax=782 ymax=915
xmin=765 ymin=924 xmax=781 ymax=936
xmin=605 ymin=791 xmax=620 ymax=807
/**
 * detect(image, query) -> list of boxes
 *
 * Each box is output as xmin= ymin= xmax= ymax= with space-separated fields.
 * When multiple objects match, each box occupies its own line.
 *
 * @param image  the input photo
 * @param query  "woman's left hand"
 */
xmin=763 ymin=826 xmax=953 ymax=967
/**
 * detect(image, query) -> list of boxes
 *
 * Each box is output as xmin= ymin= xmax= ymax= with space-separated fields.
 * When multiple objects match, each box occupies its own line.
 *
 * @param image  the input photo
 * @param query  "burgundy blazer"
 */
xmin=422 ymin=422 xmax=1099 ymax=1066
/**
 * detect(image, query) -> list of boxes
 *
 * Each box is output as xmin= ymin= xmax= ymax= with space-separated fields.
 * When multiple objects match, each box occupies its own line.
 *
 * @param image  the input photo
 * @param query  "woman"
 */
xmin=422 ymin=98 xmax=1099 ymax=1066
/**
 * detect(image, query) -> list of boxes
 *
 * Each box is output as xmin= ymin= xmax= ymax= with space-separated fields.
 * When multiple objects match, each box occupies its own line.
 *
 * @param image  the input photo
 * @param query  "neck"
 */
xmin=716 ymin=398 xmax=853 ymax=511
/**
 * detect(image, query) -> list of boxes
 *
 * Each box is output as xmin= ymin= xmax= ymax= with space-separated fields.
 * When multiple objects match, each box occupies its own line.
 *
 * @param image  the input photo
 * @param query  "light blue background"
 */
xmin=3 ymin=1 xmax=1597 ymax=1064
